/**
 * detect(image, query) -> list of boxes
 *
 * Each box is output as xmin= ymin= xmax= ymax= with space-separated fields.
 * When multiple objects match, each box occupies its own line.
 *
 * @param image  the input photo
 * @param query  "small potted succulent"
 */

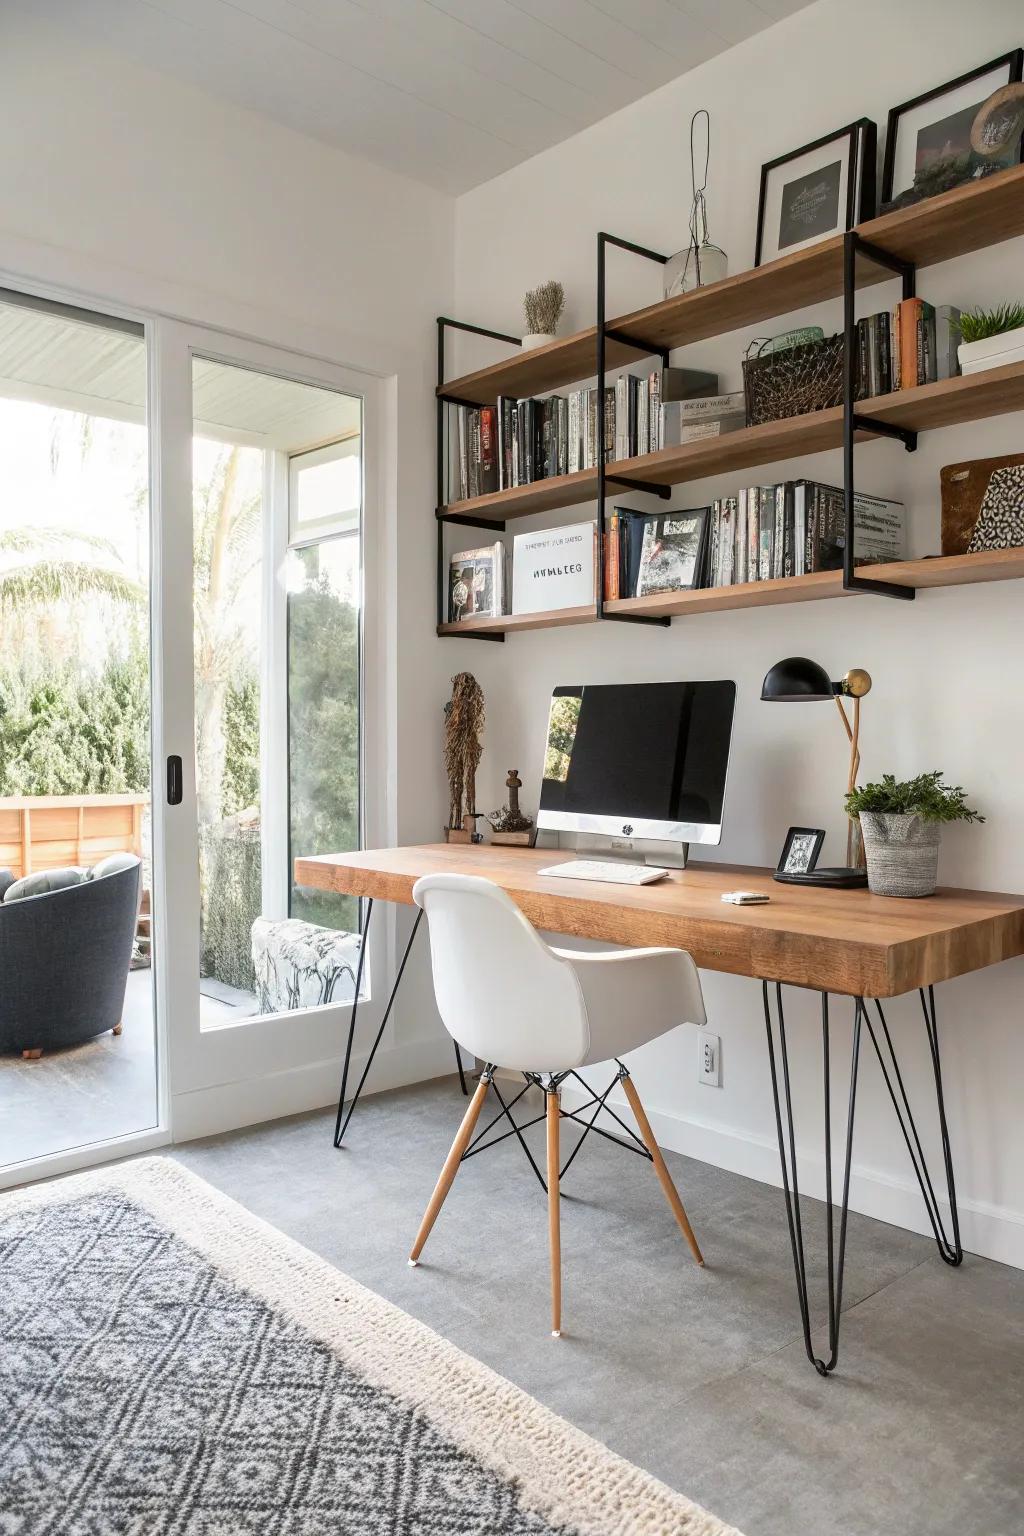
xmin=955 ymin=302 xmax=1024 ymax=375
xmin=844 ymin=773 xmax=984 ymax=898
xmin=522 ymin=280 xmax=565 ymax=352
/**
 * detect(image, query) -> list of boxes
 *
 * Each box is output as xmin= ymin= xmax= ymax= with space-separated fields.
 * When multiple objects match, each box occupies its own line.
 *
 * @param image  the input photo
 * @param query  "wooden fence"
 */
xmin=0 ymin=794 xmax=148 ymax=881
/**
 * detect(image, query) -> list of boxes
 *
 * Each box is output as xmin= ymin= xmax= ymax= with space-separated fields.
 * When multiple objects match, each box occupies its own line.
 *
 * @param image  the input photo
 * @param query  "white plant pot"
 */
xmin=957 ymin=325 xmax=1024 ymax=375
xmin=521 ymin=332 xmax=555 ymax=351
xmin=859 ymin=812 xmax=941 ymax=898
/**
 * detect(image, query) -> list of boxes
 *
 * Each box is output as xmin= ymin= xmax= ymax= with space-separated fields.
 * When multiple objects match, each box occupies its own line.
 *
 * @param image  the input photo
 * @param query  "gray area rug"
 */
xmin=0 ymin=1159 xmax=740 ymax=1536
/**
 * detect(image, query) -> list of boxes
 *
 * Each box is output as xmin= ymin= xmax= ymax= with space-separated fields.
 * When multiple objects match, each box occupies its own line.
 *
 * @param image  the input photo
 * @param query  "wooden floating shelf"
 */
xmin=610 ymin=547 xmax=1024 ymax=619
xmin=440 ymin=549 xmax=1024 ymax=636
xmin=437 ymin=604 xmax=598 ymax=637
xmin=440 ymin=360 xmax=1024 ymax=524
xmin=439 ymin=165 xmax=1024 ymax=406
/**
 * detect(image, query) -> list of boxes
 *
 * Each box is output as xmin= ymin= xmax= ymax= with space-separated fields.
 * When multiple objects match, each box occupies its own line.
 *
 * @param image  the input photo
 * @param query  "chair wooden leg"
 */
xmin=622 ymin=1074 xmax=704 ymax=1267
xmin=547 ymin=1088 xmax=562 ymax=1337
xmin=409 ymin=1074 xmax=490 ymax=1264
xmin=21 ymin=1048 xmax=42 ymax=1061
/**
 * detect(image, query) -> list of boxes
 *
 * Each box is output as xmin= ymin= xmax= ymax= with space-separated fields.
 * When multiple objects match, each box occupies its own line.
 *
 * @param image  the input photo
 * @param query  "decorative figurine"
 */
xmin=444 ymin=672 xmax=485 ymax=844
xmin=488 ymin=769 xmax=535 ymax=846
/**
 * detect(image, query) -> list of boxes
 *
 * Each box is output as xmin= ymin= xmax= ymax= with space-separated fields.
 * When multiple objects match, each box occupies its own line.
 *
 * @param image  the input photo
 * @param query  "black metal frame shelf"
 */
xmin=434 ymin=179 xmax=1024 ymax=637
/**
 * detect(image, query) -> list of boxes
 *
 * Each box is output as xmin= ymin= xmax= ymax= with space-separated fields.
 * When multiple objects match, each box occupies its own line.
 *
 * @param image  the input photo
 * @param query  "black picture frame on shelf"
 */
xmin=755 ymin=120 xmax=876 ymax=268
xmin=881 ymin=51 xmax=1024 ymax=213
xmin=776 ymin=826 xmax=826 ymax=878
xmin=634 ymin=507 xmax=712 ymax=597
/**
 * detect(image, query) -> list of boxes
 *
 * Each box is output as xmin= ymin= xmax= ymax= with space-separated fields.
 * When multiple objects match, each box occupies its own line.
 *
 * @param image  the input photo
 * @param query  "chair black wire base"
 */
xmin=762 ymin=980 xmax=963 ymax=1376
xmin=459 ymin=1062 xmax=653 ymax=1193
xmin=332 ymin=899 xmax=467 ymax=1149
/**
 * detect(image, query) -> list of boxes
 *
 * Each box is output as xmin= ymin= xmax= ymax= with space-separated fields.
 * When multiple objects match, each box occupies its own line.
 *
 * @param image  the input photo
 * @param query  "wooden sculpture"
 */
xmin=488 ymin=769 xmax=535 ymax=845
xmin=444 ymin=672 xmax=485 ymax=843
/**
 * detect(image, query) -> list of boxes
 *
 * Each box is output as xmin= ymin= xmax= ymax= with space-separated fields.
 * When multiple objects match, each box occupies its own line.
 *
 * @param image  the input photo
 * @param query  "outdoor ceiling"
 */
xmin=0 ymin=301 xmax=360 ymax=452
xmin=34 ymin=0 xmax=816 ymax=194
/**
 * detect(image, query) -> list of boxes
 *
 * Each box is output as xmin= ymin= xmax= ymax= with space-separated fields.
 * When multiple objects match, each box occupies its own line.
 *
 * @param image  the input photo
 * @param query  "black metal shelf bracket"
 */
xmin=597 ymin=231 xmax=672 ymax=626
xmin=436 ymin=315 xmax=521 ymax=642
xmin=842 ymin=231 xmax=917 ymax=600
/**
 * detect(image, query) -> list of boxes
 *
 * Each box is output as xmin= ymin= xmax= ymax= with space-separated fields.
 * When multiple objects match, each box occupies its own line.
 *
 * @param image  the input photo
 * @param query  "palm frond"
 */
xmin=0 ymin=525 xmax=121 ymax=561
xmin=0 ymin=562 xmax=145 ymax=613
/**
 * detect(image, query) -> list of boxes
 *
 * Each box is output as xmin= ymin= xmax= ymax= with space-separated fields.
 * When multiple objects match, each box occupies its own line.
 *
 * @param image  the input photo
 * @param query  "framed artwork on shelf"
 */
xmin=635 ymin=508 xmax=711 ymax=597
xmin=448 ymin=543 xmax=505 ymax=623
xmin=755 ymin=119 xmax=876 ymax=267
xmin=881 ymin=51 xmax=1024 ymax=212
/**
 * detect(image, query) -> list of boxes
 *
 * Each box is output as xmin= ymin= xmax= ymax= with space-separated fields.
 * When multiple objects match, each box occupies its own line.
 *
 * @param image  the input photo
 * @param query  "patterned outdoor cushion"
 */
xmin=251 ymin=917 xmax=361 ymax=1015
xmin=3 ymin=866 xmax=89 ymax=903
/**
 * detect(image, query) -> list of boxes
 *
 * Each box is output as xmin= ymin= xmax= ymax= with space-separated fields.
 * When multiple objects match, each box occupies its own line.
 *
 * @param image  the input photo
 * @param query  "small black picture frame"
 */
xmin=755 ymin=120 xmax=876 ymax=268
xmin=881 ymin=51 xmax=1024 ymax=212
xmin=776 ymin=826 xmax=826 ymax=878
xmin=634 ymin=506 xmax=712 ymax=597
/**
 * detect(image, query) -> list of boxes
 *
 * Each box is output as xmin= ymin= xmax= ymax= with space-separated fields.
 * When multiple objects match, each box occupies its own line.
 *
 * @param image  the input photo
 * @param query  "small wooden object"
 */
xmin=489 ymin=769 xmax=535 ymax=846
xmin=22 ymin=1049 xmax=42 ymax=1060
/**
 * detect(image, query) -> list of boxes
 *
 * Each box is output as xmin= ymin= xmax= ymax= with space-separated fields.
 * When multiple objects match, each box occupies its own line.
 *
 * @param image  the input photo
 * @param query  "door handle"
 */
xmin=166 ymin=755 xmax=183 ymax=806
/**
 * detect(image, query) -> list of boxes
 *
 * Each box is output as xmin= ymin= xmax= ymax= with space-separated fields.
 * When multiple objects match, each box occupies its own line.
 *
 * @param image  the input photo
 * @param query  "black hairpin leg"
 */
xmin=763 ymin=983 xmax=862 ymax=1375
xmin=333 ymin=903 xmax=468 ymax=1146
xmin=863 ymin=987 xmax=963 ymax=1266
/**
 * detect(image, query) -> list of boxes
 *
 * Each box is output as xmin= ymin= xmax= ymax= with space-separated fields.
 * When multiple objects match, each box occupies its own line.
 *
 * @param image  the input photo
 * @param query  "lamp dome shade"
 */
xmin=760 ymin=656 xmax=835 ymax=702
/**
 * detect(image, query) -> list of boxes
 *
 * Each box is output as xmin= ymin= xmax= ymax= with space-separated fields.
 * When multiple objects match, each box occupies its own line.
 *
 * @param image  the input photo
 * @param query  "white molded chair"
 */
xmin=409 ymin=872 xmax=707 ymax=1336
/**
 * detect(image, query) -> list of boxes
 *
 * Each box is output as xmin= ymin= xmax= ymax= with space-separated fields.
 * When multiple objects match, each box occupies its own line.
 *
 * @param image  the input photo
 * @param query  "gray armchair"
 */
xmin=0 ymin=854 xmax=141 ymax=1056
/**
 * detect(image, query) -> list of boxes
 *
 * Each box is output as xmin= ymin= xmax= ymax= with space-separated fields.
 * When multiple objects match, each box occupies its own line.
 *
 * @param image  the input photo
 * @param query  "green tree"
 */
xmin=221 ymin=674 xmax=260 ymax=816
xmin=287 ymin=562 xmax=359 ymax=931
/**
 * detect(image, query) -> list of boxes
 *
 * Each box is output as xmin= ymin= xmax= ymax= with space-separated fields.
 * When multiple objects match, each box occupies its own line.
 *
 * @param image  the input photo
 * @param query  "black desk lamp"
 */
xmin=761 ymin=656 xmax=871 ymax=886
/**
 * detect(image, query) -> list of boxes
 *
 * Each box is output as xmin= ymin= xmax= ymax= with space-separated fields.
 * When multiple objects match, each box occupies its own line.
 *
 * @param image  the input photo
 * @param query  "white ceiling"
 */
xmin=0 ymin=299 xmax=361 ymax=450
xmin=36 ymin=0 xmax=815 ymax=194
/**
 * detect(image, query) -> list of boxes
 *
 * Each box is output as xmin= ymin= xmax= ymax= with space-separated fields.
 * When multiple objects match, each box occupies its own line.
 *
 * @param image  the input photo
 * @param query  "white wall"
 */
xmin=0 ymin=6 xmax=456 ymax=1132
xmin=452 ymin=0 xmax=1024 ymax=1266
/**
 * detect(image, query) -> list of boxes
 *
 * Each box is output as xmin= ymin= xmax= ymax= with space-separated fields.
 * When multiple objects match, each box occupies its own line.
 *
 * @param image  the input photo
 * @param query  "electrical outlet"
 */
xmin=699 ymin=1030 xmax=721 ymax=1087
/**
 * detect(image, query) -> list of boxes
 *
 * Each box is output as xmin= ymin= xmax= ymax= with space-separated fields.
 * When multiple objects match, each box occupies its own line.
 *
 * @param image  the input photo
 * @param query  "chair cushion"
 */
xmin=90 ymin=852 xmax=141 ymax=881
xmin=4 ymin=866 xmax=89 ymax=903
xmin=0 ymin=868 xmax=14 ymax=901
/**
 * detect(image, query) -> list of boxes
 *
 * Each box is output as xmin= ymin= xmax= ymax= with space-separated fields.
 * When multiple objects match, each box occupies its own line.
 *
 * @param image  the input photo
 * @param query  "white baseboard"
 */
xmin=559 ymin=1081 xmax=1024 ymax=1271
xmin=170 ymin=1035 xmax=457 ymax=1143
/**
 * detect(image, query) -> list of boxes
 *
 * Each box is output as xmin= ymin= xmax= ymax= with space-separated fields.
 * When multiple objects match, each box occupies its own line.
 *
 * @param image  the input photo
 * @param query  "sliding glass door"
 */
xmin=154 ymin=323 xmax=385 ymax=1133
xmin=0 ymin=288 xmax=158 ymax=1173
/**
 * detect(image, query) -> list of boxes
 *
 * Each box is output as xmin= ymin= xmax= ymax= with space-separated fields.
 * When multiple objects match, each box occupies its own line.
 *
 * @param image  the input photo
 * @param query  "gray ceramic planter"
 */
xmin=859 ymin=812 xmax=941 ymax=897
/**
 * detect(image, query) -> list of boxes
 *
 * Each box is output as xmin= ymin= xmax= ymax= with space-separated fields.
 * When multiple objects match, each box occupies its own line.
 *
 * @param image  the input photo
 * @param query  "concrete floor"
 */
xmin=172 ymin=1074 xmax=1024 ymax=1536
xmin=0 ymin=970 xmax=254 ymax=1168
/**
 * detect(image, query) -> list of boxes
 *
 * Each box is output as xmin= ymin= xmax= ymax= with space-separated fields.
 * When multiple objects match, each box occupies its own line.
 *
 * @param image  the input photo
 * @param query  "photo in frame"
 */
xmin=881 ymin=51 xmax=1024 ymax=212
xmin=776 ymin=826 xmax=826 ymax=877
xmin=635 ymin=508 xmax=711 ymax=596
xmin=755 ymin=120 xmax=876 ymax=267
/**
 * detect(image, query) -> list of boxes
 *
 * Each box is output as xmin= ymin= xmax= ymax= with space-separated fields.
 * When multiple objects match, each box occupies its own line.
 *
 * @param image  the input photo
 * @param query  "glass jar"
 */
xmin=663 ymin=241 xmax=728 ymax=300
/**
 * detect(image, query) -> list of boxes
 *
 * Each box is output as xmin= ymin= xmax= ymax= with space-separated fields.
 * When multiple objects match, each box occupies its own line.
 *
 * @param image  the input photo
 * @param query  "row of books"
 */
xmin=602 ymin=481 xmax=905 ymax=600
xmin=856 ymin=301 xmax=960 ymax=399
xmin=448 ymin=524 xmax=597 ymax=622
xmin=446 ymin=384 xmax=644 ymax=502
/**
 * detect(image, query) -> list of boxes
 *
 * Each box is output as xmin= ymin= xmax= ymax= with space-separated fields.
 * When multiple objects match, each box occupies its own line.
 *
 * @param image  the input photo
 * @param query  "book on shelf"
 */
xmin=512 ymin=521 xmax=597 ymax=615
xmin=448 ymin=543 xmax=505 ymax=623
xmin=853 ymin=302 xmax=960 ymax=401
xmin=660 ymin=392 xmax=745 ymax=447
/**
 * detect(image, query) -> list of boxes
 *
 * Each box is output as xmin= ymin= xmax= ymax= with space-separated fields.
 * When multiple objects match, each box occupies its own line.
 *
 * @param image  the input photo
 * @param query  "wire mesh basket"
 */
xmin=742 ymin=333 xmax=845 ymax=426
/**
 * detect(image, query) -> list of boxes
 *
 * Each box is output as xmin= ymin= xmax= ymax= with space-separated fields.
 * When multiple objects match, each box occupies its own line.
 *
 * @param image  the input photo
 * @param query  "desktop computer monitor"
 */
xmin=536 ymin=680 xmax=736 ymax=866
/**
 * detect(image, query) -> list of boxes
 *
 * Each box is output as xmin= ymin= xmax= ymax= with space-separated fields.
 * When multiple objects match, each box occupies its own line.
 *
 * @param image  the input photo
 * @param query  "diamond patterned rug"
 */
xmin=0 ymin=1158 xmax=739 ymax=1535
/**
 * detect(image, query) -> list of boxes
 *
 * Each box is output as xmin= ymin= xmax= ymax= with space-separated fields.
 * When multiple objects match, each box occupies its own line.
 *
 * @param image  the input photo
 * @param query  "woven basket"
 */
xmin=859 ymin=813 xmax=941 ymax=898
xmin=742 ymin=333 xmax=845 ymax=426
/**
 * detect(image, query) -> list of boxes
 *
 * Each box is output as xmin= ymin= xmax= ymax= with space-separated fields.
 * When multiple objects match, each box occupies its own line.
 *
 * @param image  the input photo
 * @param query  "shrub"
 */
xmin=845 ymin=772 xmax=984 ymax=824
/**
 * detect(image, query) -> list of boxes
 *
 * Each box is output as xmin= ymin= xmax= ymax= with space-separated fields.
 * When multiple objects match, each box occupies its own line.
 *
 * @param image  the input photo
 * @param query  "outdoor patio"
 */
xmin=0 ymin=968 xmax=256 ymax=1168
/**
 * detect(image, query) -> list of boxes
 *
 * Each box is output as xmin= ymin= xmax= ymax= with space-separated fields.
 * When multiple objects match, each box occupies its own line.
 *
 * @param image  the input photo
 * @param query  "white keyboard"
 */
xmin=537 ymin=859 xmax=670 ymax=886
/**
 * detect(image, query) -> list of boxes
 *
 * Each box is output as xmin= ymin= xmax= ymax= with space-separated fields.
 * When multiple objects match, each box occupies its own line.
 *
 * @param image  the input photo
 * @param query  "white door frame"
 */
xmin=152 ymin=316 xmax=399 ymax=1142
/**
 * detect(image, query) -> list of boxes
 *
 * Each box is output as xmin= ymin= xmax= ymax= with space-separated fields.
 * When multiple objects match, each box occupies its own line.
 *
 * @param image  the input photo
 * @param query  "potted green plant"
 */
xmin=955 ymin=302 xmax=1024 ymax=375
xmin=844 ymin=773 xmax=984 ymax=898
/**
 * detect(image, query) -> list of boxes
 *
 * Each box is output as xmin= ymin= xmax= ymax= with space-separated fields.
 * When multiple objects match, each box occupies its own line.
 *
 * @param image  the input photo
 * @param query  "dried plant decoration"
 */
xmin=443 ymin=671 xmax=485 ymax=836
xmin=523 ymin=280 xmax=565 ymax=337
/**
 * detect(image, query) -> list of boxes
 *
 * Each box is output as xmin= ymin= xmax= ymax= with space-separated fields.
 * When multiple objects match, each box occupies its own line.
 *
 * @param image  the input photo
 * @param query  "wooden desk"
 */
xmin=295 ymin=843 xmax=1024 ymax=999
xmin=296 ymin=843 xmax=1024 ymax=1375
